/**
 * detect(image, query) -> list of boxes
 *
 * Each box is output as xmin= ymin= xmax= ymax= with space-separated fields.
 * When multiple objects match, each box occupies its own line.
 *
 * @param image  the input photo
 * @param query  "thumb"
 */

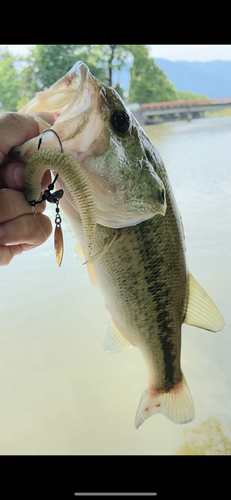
xmin=32 ymin=112 xmax=55 ymax=132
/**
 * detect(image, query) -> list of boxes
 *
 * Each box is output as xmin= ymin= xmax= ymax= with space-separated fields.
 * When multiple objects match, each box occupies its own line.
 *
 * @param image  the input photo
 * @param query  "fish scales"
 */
xmin=92 ymin=176 xmax=187 ymax=393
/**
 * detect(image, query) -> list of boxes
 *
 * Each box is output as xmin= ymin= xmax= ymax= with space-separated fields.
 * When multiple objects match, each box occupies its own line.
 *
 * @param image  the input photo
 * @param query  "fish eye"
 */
xmin=111 ymin=109 xmax=130 ymax=134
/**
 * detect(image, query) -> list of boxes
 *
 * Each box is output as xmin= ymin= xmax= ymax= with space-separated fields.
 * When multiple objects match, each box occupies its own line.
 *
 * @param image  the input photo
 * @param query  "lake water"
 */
xmin=0 ymin=116 xmax=231 ymax=455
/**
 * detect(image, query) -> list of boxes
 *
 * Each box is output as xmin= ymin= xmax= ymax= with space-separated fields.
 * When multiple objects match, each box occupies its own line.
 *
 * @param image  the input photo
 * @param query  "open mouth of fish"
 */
xmin=10 ymin=61 xmax=166 ymax=233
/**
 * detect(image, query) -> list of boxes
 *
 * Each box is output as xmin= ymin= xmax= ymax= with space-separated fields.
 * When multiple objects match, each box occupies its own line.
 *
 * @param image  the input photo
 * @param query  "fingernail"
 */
xmin=13 ymin=165 xmax=25 ymax=189
xmin=0 ymin=224 xmax=6 ymax=239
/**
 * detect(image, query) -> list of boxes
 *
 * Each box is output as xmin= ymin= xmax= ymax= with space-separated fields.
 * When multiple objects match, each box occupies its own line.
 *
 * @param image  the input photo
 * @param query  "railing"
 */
xmin=140 ymin=98 xmax=231 ymax=109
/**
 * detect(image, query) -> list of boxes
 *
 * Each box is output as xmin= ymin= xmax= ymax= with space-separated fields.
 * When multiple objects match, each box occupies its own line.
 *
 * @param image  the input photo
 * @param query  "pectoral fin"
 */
xmin=75 ymin=242 xmax=98 ymax=286
xmin=75 ymin=241 xmax=85 ymax=264
xmin=184 ymin=271 xmax=225 ymax=332
xmin=102 ymin=321 xmax=134 ymax=353
xmin=84 ymin=231 xmax=118 ymax=265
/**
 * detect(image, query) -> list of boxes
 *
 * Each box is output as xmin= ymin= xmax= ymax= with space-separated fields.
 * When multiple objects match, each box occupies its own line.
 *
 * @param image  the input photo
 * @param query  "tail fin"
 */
xmin=135 ymin=374 xmax=195 ymax=428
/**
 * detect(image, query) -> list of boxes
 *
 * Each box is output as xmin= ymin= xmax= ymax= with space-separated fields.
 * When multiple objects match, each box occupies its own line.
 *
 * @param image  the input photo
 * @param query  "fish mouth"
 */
xmin=11 ymin=61 xmax=105 ymax=162
xmin=20 ymin=61 xmax=95 ymax=122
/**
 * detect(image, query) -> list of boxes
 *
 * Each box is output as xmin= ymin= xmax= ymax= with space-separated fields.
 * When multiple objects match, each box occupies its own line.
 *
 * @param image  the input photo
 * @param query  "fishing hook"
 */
xmin=37 ymin=128 xmax=63 ymax=153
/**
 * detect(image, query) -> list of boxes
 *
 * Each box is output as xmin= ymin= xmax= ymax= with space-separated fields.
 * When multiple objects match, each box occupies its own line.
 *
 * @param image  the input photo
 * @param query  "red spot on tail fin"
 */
xmin=156 ymin=403 xmax=160 ymax=407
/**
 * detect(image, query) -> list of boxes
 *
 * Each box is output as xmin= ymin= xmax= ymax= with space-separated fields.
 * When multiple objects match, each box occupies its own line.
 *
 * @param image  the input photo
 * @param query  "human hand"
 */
xmin=0 ymin=112 xmax=55 ymax=265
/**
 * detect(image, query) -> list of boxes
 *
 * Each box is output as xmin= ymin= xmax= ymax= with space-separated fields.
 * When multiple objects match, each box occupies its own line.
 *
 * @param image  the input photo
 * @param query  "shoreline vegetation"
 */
xmin=207 ymin=107 xmax=231 ymax=118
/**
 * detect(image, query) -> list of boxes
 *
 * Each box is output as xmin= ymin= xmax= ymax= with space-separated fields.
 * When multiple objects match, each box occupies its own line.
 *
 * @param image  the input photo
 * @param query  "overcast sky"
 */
xmin=149 ymin=44 xmax=231 ymax=61
xmin=1 ymin=44 xmax=231 ymax=62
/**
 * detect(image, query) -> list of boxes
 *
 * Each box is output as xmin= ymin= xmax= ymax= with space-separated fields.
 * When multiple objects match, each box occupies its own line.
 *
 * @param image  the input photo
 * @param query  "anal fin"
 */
xmin=102 ymin=321 xmax=134 ymax=353
xmin=184 ymin=271 xmax=225 ymax=332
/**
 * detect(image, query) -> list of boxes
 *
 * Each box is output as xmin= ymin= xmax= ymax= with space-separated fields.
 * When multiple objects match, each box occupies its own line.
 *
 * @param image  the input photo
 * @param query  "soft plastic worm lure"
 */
xmin=24 ymin=145 xmax=97 ymax=263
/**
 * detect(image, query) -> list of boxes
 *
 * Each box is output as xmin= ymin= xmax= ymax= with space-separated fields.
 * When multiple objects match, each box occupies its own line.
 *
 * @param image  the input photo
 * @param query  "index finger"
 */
xmin=0 ymin=188 xmax=46 ymax=224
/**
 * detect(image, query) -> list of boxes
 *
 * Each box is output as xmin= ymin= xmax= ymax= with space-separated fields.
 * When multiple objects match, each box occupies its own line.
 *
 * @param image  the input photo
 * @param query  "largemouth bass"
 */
xmin=11 ymin=61 xmax=225 ymax=427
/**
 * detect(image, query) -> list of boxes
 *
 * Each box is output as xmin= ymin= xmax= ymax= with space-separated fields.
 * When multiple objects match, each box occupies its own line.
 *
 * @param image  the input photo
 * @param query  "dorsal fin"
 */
xmin=184 ymin=271 xmax=225 ymax=332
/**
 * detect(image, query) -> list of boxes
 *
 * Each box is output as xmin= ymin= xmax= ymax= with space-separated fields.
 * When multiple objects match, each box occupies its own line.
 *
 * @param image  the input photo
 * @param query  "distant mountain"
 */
xmin=112 ymin=59 xmax=231 ymax=99
xmin=154 ymin=59 xmax=231 ymax=98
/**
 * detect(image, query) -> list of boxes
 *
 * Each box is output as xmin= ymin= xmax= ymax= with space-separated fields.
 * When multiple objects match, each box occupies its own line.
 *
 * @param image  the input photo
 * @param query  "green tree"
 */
xmin=176 ymin=89 xmax=207 ymax=100
xmin=0 ymin=48 xmax=21 ymax=111
xmin=18 ymin=44 xmax=132 ymax=109
xmin=128 ymin=45 xmax=176 ymax=104
xmin=18 ymin=44 xmax=107 ymax=107
xmin=114 ymin=83 xmax=124 ymax=99
xmin=17 ymin=45 xmax=177 ymax=111
xmin=90 ymin=45 xmax=130 ymax=87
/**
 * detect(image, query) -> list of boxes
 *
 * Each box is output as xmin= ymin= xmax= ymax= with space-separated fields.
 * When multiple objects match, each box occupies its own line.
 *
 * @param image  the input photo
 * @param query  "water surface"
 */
xmin=0 ymin=117 xmax=230 ymax=454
